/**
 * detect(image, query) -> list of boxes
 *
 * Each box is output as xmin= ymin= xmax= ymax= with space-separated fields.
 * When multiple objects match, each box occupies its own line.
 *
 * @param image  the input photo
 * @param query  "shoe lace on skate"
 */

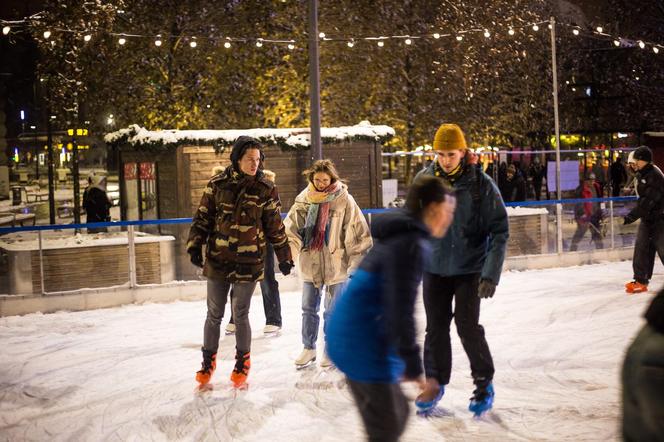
xmin=233 ymin=354 xmax=249 ymax=374
xmin=470 ymin=386 xmax=489 ymax=402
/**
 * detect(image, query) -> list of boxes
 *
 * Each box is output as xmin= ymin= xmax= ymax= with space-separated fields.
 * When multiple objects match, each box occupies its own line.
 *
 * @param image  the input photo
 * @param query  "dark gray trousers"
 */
xmin=203 ymin=279 xmax=257 ymax=354
xmin=347 ymin=379 xmax=410 ymax=442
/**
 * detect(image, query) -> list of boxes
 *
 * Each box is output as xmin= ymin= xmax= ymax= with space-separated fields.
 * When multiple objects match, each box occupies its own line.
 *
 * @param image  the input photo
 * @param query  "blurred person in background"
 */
xmin=569 ymin=172 xmax=604 ymax=251
xmin=83 ymin=174 xmax=112 ymax=233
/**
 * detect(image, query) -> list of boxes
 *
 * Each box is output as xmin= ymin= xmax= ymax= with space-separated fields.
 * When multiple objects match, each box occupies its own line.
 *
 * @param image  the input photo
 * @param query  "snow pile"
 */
xmin=0 ymin=231 xmax=174 ymax=251
xmin=506 ymin=206 xmax=549 ymax=216
xmin=0 ymin=261 xmax=654 ymax=441
xmin=104 ymin=121 xmax=395 ymax=150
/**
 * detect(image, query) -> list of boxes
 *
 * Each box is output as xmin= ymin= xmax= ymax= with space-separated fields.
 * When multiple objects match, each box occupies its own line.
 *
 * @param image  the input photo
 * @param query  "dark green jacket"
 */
xmin=187 ymin=167 xmax=291 ymax=282
xmin=622 ymin=292 xmax=664 ymax=442
xmin=416 ymin=162 xmax=509 ymax=284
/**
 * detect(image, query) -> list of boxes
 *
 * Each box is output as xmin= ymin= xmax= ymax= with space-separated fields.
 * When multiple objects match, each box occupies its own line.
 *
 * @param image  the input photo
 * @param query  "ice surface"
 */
xmin=0 ymin=261 xmax=654 ymax=441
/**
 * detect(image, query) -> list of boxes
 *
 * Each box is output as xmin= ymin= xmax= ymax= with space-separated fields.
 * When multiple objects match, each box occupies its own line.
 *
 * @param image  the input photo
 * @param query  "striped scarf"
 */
xmin=303 ymin=181 xmax=343 ymax=251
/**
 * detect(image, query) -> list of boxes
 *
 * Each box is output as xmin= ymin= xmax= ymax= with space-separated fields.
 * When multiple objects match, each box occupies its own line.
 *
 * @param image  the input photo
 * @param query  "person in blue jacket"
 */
xmin=327 ymin=175 xmax=456 ymax=441
xmin=414 ymin=123 xmax=509 ymax=416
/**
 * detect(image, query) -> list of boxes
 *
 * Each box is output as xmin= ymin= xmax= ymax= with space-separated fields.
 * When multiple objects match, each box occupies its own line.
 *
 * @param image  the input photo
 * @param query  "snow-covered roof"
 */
xmin=644 ymin=131 xmax=664 ymax=137
xmin=104 ymin=121 xmax=395 ymax=151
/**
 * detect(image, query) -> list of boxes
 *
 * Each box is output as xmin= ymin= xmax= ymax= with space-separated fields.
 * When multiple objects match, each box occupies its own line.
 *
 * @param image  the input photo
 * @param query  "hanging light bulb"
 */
xmin=433 ymin=33 xmax=440 ymax=39
xmin=404 ymin=38 xmax=412 ymax=45
xmin=83 ymin=34 xmax=92 ymax=42
xmin=377 ymin=41 xmax=384 ymax=47
xmin=456 ymin=35 xmax=463 ymax=41
xmin=483 ymin=30 xmax=490 ymax=38
xmin=154 ymin=36 xmax=162 ymax=46
xmin=508 ymin=28 xmax=515 ymax=36
xmin=287 ymin=43 xmax=295 ymax=50
xmin=613 ymin=39 xmax=620 ymax=47
xmin=596 ymin=26 xmax=603 ymax=33
xmin=318 ymin=32 xmax=325 ymax=39
xmin=638 ymin=40 xmax=645 ymax=49
xmin=256 ymin=39 xmax=263 ymax=47
xmin=347 ymin=40 xmax=354 ymax=48
xmin=572 ymin=28 xmax=580 ymax=36
xmin=532 ymin=24 xmax=539 ymax=32
xmin=189 ymin=39 xmax=197 ymax=48
xmin=2 ymin=26 xmax=10 ymax=35
xmin=654 ymin=47 xmax=660 ymax=54
xmin=224 ymin=41 xmax=231 ymax=48
xmin=43 ymin=30 xmax=51 ymax=39
xmin=118 ymin=37 xmax=126 ymax=45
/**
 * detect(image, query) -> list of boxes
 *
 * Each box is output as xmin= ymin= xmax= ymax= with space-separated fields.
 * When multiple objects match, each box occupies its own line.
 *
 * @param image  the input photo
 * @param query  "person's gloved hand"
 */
xmin=189 ymin=248 xmax=204 ymax=268
xmin=279 ymin=260 xmax=294 ymax=276
xmin=478 ymin=279 xmax=497 ymax=299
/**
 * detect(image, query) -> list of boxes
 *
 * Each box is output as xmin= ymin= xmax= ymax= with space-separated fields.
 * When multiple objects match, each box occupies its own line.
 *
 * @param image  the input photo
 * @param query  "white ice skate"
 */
xmin=295 ymin=348 xmax=316 ymax=369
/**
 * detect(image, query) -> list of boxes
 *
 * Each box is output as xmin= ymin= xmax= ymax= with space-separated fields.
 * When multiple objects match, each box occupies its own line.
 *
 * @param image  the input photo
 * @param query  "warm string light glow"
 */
xmin=1 ymin=17 xmax=662 ymax=54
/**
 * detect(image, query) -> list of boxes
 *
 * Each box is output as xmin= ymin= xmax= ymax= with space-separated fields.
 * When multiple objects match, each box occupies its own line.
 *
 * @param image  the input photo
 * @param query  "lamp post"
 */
xmin=68 ymin=127 xmax=88 ymax=225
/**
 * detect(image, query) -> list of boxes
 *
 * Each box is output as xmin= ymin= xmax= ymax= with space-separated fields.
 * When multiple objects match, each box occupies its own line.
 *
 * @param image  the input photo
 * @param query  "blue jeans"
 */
xmin=301 ymin=281 xmax=344 ymax=349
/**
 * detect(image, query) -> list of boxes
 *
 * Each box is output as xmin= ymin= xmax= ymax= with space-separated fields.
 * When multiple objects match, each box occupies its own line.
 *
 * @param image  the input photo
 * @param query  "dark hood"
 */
xmin=646 ymin=289 xmax=664 ymax=334
xmin=370 ymin=208 xmax=430 ymax=241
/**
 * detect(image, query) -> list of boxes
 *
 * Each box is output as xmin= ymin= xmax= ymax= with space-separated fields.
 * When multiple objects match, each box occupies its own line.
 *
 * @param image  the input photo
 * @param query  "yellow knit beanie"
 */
xmin=433 ymin=123 xmax=467 ymax=151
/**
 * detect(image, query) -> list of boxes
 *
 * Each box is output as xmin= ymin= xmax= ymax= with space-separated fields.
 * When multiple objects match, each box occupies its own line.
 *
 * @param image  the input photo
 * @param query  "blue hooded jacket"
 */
xmin=416 ymin=162 xmax=509 ymax=283
xmin=326 ymin=209 xmax=431 ymax=383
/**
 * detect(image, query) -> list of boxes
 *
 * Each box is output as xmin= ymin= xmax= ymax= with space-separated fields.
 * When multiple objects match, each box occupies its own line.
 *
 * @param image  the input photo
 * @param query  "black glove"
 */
xmin=189 ymin=248 xmax=204 ymax=268
xmin=478 ymin=279 xmax=497 ymax=299
xmin=279 ymin=260 xmax=294 ymax=276
xmin=623 ymin=214 xmax=637 ymax=225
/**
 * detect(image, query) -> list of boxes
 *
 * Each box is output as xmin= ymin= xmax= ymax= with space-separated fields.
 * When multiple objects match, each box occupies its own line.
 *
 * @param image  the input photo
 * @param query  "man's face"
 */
xmin=425 ymin=196 xmax=457 ymax=238
xmin=239 ymin=148 xmax=261 ymax=176
xmin=635 ymin=159 xmax=648 ymax=171
xmin=436 ymin=149 xmax=465 ymax=173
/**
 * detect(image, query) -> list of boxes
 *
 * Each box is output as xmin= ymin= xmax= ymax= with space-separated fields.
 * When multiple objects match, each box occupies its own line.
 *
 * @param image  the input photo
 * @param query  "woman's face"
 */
xmin=312 ymin=172 xmax=332 ymax=191
xmin=423 ymin=196 xmax=457 ymax=238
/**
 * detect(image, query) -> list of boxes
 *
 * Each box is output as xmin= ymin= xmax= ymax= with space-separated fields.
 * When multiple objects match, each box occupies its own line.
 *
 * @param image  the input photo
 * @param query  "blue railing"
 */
xmin=0 ymin=196 xmax=638 ymax=235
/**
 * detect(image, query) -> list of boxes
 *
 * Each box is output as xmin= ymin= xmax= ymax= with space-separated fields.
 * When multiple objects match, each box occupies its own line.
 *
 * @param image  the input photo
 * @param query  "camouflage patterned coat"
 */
xmin=187 ymin=167 xmax=291 ymax=282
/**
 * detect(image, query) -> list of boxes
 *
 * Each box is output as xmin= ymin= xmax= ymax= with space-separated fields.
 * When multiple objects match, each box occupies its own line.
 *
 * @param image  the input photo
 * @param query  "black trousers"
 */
xmin=633 ymin=220 xmax=664 ymax=284
xmin=423 ymin=272 xmax=494 ymax=387
xmin=347 ymin=379 xmax=409 ymax=442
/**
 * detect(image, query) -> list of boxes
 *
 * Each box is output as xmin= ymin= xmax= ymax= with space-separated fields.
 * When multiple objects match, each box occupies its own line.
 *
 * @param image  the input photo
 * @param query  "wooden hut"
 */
xmin=105 ymin=122 xmax=394 ymax=279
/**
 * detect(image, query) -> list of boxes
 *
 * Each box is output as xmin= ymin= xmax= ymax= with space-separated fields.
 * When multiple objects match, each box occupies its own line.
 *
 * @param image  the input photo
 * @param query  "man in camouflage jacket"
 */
xmin=187 ymin=136 xmax=293 ymax=387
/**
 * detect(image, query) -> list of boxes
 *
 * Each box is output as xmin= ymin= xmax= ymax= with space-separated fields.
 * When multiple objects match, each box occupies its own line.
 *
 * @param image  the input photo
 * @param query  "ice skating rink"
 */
xmin=0 ymin=261 xmax=656 ymax=441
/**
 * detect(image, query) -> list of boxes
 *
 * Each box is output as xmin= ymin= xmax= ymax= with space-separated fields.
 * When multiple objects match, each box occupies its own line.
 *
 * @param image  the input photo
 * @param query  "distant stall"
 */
xmin=105 ymin=122 xmax=394 ymax=279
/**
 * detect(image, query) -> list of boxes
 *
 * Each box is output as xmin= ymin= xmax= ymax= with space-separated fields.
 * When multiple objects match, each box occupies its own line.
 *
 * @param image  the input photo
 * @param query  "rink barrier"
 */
xmin=0 ymin=196 xmax=637 ymax=300
xmin=0 ymin=196 xmax=638 ymax=236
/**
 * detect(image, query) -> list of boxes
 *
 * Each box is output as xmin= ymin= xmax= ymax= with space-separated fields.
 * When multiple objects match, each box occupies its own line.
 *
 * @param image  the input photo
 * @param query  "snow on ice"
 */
xmin=0 ymin=261 xmax=655 ymax=441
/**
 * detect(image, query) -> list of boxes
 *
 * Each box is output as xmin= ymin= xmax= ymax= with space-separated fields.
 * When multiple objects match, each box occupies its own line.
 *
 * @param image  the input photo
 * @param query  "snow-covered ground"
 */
xmin=0 ymin=261 xmax=656 ymax=441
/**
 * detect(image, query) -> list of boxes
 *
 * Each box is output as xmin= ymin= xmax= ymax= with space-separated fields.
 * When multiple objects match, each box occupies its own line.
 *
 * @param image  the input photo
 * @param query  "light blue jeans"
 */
xmin=301 ymin=281 xmax=344 ymax=349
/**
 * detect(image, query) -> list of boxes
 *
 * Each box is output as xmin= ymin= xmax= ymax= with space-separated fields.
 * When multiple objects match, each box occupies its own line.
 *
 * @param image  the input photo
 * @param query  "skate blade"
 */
xmin=225 ymin=331 xmax=236 ymax=336
xmin=195 ymin=383 xmax=214 ymax=393
xmin=232 ymin=381 xmax=249 ymax=390
xmin=295 ymin=360 xmax=316 ymax=370
xmin=263 ymin=331 xmax=281 ymax=338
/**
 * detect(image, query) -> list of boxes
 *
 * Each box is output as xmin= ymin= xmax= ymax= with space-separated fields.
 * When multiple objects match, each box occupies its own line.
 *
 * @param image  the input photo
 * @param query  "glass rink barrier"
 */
xmin=0 ymin=198 xmax=638 ymax=297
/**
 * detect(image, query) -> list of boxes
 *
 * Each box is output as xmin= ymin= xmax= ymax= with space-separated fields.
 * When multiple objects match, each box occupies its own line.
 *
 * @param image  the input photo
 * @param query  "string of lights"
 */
xmin=1 ymin=15 xmax=663 ymax=53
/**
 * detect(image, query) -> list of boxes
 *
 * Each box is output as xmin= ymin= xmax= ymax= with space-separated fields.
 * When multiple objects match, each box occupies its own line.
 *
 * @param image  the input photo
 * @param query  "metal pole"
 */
xmin=609 ymin=199 xmax=615 ymax=249
xmin=128 ymin=225 xmax=137 ymax=288
xmin=46 ymin=110 xmax=56 ymax=225
xmin=550 ymin=17 xmax=564 ymax=254
xmin=38 ymin=230 xmax=45 ymax=295
xmin=72 ymin=137 xmax=81 ymax=226
xmin=308 ymin=0 xmax=323 ymax=161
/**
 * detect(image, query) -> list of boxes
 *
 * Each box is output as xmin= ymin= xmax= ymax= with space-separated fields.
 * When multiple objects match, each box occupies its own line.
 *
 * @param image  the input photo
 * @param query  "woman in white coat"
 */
xmin=285 ymin=159 xmax=372 ymax=368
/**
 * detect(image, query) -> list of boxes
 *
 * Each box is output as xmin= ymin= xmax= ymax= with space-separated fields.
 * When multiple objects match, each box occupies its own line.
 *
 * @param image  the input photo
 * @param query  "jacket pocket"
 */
xmin=327 ymin=211 xmax=343 ymax=253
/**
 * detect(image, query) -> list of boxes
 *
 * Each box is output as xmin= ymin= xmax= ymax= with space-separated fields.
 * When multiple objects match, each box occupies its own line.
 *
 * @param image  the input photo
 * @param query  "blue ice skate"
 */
xmin=415 ymin=385 xmax=445 ymax=415
xmin=468 ymin=383 xmax=494 ymax=416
